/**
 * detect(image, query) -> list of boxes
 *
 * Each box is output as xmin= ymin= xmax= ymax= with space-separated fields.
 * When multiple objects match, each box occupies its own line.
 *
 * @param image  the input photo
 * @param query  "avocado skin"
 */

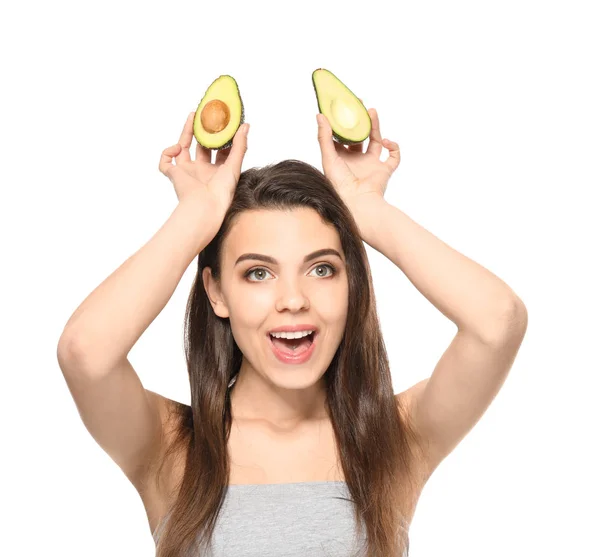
xmin=194 ymin=75 xmax=245 ymax=151
xmin=311 ymin=68 xmax=371 ymax=145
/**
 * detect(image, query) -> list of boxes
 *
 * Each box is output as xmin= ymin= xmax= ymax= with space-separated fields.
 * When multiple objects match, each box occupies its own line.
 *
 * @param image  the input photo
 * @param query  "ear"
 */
xmin=202 ymin=267 xmax=230 ymax=319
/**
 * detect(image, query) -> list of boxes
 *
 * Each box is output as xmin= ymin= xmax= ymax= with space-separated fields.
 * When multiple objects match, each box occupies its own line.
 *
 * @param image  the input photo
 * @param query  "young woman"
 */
xmin=57 ymin=109 xmax=527 ymax=556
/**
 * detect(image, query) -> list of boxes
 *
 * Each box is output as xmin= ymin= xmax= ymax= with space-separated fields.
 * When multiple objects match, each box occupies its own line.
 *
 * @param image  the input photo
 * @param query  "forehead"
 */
xmin=224 ymin=208 xmax=343 ymax=261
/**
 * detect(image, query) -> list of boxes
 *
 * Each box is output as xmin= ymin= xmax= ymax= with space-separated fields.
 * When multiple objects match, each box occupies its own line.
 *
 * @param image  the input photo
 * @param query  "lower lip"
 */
xmin=267 ymin=332 xmax=318 ymax=364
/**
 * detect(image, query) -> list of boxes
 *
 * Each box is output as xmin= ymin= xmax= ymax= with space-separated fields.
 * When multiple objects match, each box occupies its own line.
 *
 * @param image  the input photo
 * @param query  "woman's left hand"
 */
xmin=316 ymin=107 xmax=401 ymax=210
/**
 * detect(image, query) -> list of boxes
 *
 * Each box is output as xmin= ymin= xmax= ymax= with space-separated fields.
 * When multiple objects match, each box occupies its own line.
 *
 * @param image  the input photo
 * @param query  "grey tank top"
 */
xmin=152 ymin=480 xmax=409 ymax=556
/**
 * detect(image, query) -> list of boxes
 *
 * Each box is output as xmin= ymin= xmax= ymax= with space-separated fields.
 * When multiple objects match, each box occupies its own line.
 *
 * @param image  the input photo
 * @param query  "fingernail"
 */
xmin=244 ymin=123 xmax=250 ymax=135
xmin=316 ymin=114 xmax=322 ymax=125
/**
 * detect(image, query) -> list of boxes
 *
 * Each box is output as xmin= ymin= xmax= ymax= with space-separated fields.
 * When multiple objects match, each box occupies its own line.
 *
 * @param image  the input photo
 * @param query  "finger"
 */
xmin=382 ymin=139 xmax=401 ymax=172
xmin=195 ymin=142 xmax=212 ymax=164
xmin=159 ymin=143 xmax=182 ymax=175
xmin=365 ymin=108 xmax=383 ymax=159
xmin=223 ymin=123 xmax=250 ymax=179
xmin=176 ymin=112 xmax=196 ymax=164
xmin=317 ymin=114 xmax=338 ymax=160
xmin=215 ymin=144 xmax=232 ymax=165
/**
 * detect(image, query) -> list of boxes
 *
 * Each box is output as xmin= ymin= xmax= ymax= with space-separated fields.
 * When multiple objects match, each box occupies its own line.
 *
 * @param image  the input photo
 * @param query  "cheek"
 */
xmin=235 ymin=289 xmax=273 ymax=312
xmin=227 ymin=290 xmax=273 ymax=331
xmin=314 ymin=287 xmax=348 ymax=322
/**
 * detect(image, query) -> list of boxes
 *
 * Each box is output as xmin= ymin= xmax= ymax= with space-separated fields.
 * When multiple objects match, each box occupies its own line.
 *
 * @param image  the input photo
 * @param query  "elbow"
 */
xmin=57 ymin=330 xmax=128 ymax=377
xmin=57 ymin=330 xmax=102 ymax=375
xmin=474 ymin=297 xmax=528 ymax=346
xmin=57 ymin=332 xmax=86 ymax=374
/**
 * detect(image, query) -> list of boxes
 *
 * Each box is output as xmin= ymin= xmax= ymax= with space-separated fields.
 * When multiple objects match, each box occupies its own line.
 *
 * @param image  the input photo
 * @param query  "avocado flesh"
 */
xmin=312 ymin=68 xmax=371 ymax=145
xmin=193 ymin=75 xmax=245 ymax=150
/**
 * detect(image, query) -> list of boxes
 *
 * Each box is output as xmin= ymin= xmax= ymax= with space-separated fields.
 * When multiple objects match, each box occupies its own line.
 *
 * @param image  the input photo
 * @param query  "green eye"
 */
xmin=244 ymin=264 xmax=337 ymax=282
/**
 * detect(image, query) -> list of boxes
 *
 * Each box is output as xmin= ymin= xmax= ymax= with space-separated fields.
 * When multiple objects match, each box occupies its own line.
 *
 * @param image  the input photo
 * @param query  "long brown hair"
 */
xmin=152 ymin=159 xmax=427 ymax=556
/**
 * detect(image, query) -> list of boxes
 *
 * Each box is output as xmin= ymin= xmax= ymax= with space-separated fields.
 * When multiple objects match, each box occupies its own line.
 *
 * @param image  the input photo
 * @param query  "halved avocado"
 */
xmin=193 ymin=75 xmax=245 ymax=150
xmin=312 ymin=68 xmax=371 ymax=145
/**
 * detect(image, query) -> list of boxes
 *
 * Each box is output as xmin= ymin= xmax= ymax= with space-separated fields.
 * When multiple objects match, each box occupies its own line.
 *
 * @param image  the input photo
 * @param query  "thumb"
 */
xmin=316 ymin=114 xmax=336 ymax=160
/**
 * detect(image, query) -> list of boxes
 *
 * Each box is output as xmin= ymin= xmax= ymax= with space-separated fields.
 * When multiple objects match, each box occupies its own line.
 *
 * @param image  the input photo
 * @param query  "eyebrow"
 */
xmin=235 ymin=248 xmax=344 ymax=267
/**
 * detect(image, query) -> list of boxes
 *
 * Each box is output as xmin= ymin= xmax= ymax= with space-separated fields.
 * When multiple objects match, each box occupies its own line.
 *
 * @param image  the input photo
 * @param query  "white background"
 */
xmin=2 ymin=0 xmax=598 ymax=555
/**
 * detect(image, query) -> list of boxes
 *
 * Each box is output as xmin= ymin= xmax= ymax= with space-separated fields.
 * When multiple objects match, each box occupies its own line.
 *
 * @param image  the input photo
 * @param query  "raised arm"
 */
xmin=57 ymin=113 xmax=249 ymax=487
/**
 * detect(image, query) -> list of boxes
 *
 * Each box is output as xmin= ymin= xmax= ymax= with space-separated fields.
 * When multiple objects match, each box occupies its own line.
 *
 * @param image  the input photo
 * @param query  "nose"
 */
xmin=274 ymin=280 xmax=310 ymax=312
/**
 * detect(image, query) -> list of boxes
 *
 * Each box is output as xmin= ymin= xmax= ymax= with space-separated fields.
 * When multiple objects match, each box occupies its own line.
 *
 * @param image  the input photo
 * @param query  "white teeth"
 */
xmin=270 ymin=330 xmax=314 ymax=339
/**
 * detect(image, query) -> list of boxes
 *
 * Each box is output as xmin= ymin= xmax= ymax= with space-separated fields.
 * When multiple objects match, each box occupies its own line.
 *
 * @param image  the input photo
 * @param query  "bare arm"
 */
xmin=58 ymin=200 xmax=217 ymax=367
xmin=56 ymin=200 xmax=217 ymax=486
xmin=56 ymin=112 xmax=248 ymax=489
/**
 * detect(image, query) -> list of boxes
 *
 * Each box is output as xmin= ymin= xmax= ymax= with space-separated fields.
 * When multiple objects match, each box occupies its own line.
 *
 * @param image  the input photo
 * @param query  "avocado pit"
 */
xmin=201 ymin=99 xmax=230 ymax=133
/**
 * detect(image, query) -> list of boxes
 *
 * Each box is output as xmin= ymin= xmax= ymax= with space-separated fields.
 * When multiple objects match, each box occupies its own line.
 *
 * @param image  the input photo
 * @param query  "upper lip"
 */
xmin=267 ymin=324 xmax=319 ymax=335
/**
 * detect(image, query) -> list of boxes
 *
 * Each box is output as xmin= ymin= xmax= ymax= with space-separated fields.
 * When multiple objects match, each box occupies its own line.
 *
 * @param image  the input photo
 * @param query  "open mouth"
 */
xmin=269 ymin=331 xmax=315 ymax=352
xmin=267 ymin=331 xmax=317 ymax=360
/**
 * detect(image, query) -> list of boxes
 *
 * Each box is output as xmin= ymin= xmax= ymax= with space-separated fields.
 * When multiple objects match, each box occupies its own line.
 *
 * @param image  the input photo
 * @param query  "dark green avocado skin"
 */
xmin=311 ymin=69 xmax=368 ymax=146
xmin=195 ymin=75 xmax=245 ymax=151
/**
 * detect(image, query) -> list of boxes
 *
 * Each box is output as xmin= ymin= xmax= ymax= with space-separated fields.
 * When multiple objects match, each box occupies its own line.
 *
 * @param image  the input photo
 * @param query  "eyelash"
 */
xmin=243 ymin=263 xmax=338 ymax=282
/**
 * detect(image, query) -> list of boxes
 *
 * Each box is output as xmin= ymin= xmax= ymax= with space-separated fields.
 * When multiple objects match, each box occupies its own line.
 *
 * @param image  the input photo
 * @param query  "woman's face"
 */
xmin=203 ymin=207 xmax=349 ymax=389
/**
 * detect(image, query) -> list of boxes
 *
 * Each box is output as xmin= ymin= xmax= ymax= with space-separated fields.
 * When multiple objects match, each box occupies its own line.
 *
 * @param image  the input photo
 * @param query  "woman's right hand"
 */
xmin=159 ymin=111 xmax=250 ymax=220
